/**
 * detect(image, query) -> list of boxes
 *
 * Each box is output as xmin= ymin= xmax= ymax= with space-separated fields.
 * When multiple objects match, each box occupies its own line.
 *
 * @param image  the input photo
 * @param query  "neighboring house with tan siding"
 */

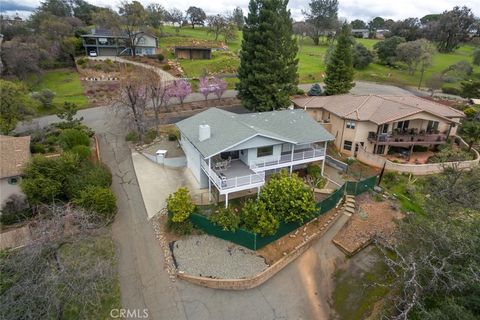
xmin=291 ymin=95 xmax=465 ymax=157
xmin=0 ymin=136 xmax=31 ymax=206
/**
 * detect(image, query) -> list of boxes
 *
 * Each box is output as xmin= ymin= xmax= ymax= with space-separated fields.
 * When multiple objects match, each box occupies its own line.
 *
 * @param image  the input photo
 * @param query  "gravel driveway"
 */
xmin=173 ymin=235 xmax=268 ymax=279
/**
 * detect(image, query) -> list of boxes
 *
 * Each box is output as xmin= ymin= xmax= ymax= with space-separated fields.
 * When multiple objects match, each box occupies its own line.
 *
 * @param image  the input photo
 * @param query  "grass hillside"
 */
xmin=30 ymin=68 xmax=88 ymax=115
xmin=160 ymin=25 xmax=480 ymax=89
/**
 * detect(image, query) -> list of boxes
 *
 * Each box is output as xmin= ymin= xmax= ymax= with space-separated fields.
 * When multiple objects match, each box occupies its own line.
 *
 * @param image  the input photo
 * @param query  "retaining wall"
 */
xmin=177 ymin=209 xmax=344 ymax=290
xmin=142 ymin=152 xmax=187 ymax=168
xmin=356 ymin=138 xmax=479 ymax=175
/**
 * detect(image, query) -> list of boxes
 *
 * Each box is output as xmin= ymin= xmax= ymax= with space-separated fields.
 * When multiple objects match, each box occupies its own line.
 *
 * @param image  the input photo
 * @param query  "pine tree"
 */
xmin=237 ymin=0 xmax=298 ymax=111
xmin=324 ymin=23 xmax=355 ymax=95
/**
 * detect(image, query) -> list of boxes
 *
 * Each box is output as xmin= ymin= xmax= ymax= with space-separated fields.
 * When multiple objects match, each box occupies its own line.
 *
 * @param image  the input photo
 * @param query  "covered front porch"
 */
xmin=200 ymin=158 xmax=265 ymax=207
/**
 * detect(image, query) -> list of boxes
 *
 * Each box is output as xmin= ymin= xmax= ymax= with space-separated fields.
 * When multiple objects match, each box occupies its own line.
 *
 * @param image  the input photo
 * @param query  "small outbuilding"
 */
xmin=174 ymin=46 xmax=212 ymax=60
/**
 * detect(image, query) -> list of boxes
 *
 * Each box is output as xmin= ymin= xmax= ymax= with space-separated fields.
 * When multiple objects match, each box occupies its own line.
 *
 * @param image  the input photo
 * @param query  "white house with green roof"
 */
xmin=176 ymin=108 xmax=334 ymax=206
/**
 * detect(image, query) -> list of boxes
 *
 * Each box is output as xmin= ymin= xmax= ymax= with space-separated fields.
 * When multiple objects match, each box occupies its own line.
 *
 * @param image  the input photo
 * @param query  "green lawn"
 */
xmin=30 ymin=68 xmax=88 ymax=114
xmin=159 ymin=26 xmax=480 ymax=89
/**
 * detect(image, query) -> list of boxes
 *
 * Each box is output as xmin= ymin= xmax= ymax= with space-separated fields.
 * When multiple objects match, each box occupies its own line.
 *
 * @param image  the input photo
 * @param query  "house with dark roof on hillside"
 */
xmin=80 ymin=28 xmax=158 ymax=57
xmin=176 ymin=108 xmax=334 ymax=206
xmin=291 ymin=95 xmax=465 ymax=158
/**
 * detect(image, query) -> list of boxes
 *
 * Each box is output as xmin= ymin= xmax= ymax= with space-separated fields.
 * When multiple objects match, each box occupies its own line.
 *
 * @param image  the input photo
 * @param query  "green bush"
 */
xmin=427 ymin=146 xmax=474 ymax=163
xmin=31 ymin=89 xmax=56 ymax=109
xmin=167 ymin=187 xmax=195 ymax=222
xmin=241 ymin=200 xmax=279 ymax=236
xmin=73 ymin=186 xmax=117 ymax=220
xmin=58 ymin=128 xmax=90 ymax=151
xmin=71 ymin=145 xmax=91 ymax=160
xmin=64 ymin=162 xmax=112 ymax=198
xmin=30 ymin=143 xmax=46 ymax=154
xmin=306 ymin=163 xmax=326 ymax=188
xmin=157 ymin=53 xmax=165 ymax=61
xmin=144 ymin=129 xmax=157 ymax=144
xmin=259 ymin=170 xmax=316 ymax=224
xmin=162 ymin=64 xmax=172 ymax=71
xmin=296 ymin=88 xmax=305 ymax=95
xmin=209 ymin=206 xmax=240 ymax=232
xmin=0 ymin=195 xmax=34 ymax=225
xmin=21 ymin=175 xmax=63 ymax=205
xmin=381 ymin=171 xmax=399 ymax=188
xmin=442 ymin=86 xmax=462 ymax=96
xmin=463 ymin=107 xmax=478 ymax=119
xmin=76 ymin=57 xmax=88 ymax=66
xmin=168 ymin=133 xmax=178 ymax=141
xmin=166 ymin=217 xmax=193 ymax=235
xmin=21 ymin=153 xmax=81 ymax=203
xmin=125 ymin=131 xmax=140 ymax=142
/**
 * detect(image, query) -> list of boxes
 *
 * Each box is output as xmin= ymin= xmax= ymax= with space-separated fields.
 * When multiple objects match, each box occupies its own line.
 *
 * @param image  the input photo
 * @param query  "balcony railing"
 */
xmin=368 ymin=132 xmax=448 ymax=145
xmin=200 ymin=159 xmax=265 ymax=192
xmin=249 ymin=147 xmax=326 ymax=170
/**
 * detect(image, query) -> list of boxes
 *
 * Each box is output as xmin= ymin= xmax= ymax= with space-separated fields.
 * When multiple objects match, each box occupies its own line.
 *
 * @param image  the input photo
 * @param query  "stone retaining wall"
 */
xmin=177 ymin=207 xmax=344 ymax=290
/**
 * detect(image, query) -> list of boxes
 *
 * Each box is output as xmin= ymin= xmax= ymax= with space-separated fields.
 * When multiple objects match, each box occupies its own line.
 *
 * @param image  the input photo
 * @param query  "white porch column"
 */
xmin=321 ymin=141 xmax=327 ymax=176
xmin=257 ymin=186 xmax=261 ymax=199
xmin=290 ymin=144 xmax=295 ymax=174
xmin=208 ymin=157 xmax=212 ymax=202
xmin=225 ymin=193 xmax=229 ymax=208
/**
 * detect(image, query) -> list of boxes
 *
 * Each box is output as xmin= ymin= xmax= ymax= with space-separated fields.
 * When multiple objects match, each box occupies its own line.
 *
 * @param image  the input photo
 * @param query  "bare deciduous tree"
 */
xmin=115 ymin=71 xmax=148 ymax=140
xmin=0 ymin=205 xmax=115 ymax=320
xmin=145 ymin=70 xmax=172 ymax=132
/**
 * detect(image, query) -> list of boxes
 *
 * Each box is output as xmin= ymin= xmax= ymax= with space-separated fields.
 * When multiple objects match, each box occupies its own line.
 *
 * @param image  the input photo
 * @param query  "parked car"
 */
xmin=89 ymin=51 xmax=98 ymax=57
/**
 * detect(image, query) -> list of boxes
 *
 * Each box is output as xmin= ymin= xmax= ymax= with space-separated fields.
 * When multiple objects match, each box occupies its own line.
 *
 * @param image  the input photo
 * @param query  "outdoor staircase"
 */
xmin=342 ymin=195 xmax=356 ymax=216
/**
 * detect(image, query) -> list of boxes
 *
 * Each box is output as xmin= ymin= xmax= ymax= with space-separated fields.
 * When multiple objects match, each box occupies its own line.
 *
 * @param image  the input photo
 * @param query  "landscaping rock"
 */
xmin=173 ymin=235 xmax=268 ymax=279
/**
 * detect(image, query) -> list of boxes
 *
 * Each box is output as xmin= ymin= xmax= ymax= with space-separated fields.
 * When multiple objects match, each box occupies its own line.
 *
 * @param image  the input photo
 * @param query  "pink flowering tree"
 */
xmin=199 ymin=77 xmax=212 ymax=101
xmin=166 ymin=79 xmax=192 ymax=105
xmin=211 ymin=77 xmax=227 ymax=100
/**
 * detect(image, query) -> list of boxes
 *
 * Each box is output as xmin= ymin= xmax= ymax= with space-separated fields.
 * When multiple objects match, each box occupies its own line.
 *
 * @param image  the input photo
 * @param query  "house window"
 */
xmin=396 ymin=120 xmax=410 ymax=132
xmin=346 ymin=121 xmax=356 ymax=129
xmin=8 ymin=177 xmax=19 ymax=185
xmin=379 ymin=123 xmax=389 ymax=134
xmin=137 ymin=37 xmax=145 ymax=45
xmin=343 ymin=140 xmax=353 ymax=151
xmin=257 ymin=146 xmax=274 ymax=157
xmin=281 ymin=143 xmax=292 ymax=154
xmin=427 ymin=120 xmax=439 ymax=133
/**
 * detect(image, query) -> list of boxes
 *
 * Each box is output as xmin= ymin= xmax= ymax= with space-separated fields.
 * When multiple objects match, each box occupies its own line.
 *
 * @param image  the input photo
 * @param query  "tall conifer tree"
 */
xmin=237 ymin=0 xmax=298 ymax=111
xmin=324 ymin=23 xmax=355 ymax=95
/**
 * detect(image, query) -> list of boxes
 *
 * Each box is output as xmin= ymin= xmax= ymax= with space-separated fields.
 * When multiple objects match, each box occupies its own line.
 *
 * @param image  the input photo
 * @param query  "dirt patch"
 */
xmin=257 ymin=208 xmax=339 ymax=264
xmin=332 ymin=193 xmax=403 ymax=255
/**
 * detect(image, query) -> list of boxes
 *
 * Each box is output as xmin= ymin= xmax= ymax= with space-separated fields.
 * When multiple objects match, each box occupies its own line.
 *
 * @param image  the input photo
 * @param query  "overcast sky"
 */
xmin=4 ymin=0 xmax=480 ymax=21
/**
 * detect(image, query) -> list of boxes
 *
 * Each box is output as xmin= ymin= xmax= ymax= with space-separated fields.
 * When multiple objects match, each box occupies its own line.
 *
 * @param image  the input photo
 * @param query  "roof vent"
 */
xmin=199 ymin=123 xmax=211 ymax=142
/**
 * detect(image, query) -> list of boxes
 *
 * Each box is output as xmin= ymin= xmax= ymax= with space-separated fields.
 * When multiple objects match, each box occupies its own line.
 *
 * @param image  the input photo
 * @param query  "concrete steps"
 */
xmin=342 ymin=195 xmax=356 ymax=216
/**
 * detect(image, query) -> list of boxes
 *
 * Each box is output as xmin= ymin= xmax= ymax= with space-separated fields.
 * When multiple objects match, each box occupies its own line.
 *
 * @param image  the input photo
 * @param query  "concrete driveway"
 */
xmin=131 ymin=152 xmax=200 ymax=219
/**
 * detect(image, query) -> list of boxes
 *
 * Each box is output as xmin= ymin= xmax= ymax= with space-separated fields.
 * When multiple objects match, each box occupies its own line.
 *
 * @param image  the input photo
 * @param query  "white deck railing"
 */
xmin=249 ymin=147 xmax=326 ymax=170
xmin=200 ymin=159 xmax=265 ymax=191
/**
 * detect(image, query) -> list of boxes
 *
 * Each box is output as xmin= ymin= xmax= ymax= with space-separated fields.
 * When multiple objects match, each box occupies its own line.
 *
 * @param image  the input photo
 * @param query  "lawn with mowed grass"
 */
xmin=159 ymin=27 xmax=480 ymax=88
xmin=30 ymin=68 xmax=88 ymax=114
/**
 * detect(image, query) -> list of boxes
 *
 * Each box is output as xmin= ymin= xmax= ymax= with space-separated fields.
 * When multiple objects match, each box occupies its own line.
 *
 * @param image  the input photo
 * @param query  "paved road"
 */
xmin=298 ymin=81 xmax=416 ymax=96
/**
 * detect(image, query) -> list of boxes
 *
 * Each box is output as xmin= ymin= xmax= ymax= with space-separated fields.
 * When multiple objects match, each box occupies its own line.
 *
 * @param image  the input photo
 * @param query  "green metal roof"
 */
xmin=176 ymin=108 xmax=334 ymax=158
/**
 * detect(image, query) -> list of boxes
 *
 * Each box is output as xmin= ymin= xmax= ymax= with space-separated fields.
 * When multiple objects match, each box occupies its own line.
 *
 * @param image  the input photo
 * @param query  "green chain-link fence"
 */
xmin=189 ymin=175 xmax=377 ymax=250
